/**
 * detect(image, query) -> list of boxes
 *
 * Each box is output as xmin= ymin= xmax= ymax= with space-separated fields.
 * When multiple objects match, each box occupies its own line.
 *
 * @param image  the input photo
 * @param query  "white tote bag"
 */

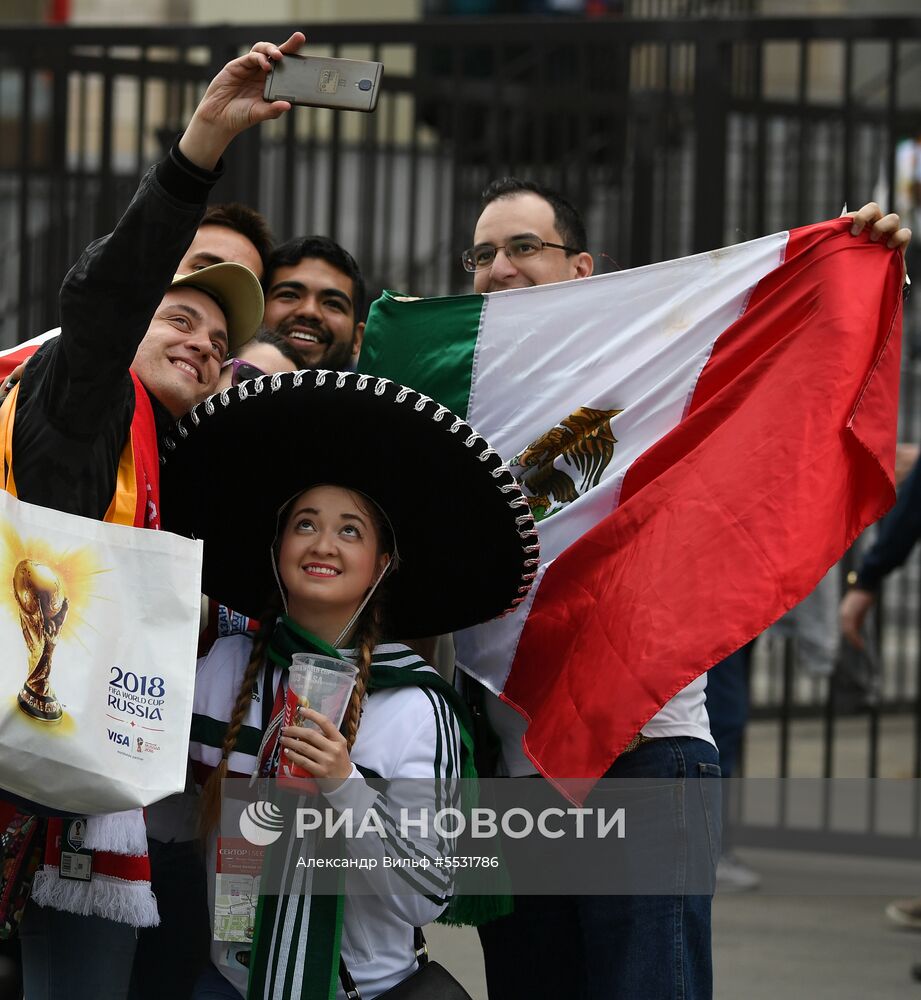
xmin=0 ymin=488 xmax=202 ymax=814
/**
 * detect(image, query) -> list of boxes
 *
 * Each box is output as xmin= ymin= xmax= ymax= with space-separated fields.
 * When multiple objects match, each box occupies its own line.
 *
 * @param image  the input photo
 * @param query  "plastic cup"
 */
xmin=278 ymin=653 xmax=358 ymax=788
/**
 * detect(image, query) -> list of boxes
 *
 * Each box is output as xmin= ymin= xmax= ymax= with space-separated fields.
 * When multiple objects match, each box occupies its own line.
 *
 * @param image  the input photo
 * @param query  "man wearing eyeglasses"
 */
xmin=463 ymin=176 xmax=912 ymax=1000
xmin=464 ymin=178 xmax=594 ymax=293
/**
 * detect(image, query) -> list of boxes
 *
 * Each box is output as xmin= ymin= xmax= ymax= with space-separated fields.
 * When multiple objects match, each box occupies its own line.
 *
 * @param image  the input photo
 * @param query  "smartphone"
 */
xmin=264 ymin=53 xmax=383 ymax=113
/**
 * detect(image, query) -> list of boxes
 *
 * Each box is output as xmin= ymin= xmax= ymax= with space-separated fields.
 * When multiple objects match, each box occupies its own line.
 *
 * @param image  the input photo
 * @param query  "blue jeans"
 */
xmin=129 ymin=838 xmax=211 ymax=1000
xmin=20 ymin=902 xmax=137 ymax=1000
xmin=477 ymin=737 xmax=721 ymax=1000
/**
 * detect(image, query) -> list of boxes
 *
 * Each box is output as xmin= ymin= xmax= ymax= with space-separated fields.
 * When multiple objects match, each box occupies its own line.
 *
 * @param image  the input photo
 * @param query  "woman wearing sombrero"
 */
xmin=159 ymin=369 xmax=539 ymax=1000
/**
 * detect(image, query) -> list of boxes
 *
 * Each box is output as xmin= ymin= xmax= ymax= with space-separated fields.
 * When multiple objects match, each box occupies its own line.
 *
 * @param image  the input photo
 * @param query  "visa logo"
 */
xmin=107 ymin=729 xmax=129 ymax=746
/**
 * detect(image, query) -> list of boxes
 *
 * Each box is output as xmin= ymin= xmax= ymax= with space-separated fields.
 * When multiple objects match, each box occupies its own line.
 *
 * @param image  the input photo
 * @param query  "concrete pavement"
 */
xmin=423 ymin=847 xmax=921 ymax=999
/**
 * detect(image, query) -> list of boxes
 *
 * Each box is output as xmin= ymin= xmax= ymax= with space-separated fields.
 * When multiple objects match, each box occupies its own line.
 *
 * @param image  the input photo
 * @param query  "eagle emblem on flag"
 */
xmin=510 ymin=406 xmax=623 ymax=521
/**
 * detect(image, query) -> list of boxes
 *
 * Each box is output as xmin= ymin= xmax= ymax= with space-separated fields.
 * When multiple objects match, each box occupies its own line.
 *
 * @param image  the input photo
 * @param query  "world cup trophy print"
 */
xmin=13 ymin=559 xmax=69 ymax=723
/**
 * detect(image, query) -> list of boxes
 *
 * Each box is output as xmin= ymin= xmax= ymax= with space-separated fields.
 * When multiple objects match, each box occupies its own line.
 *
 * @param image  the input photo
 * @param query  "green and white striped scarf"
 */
xmin=247 ymin=617 xmax=487 ymax=1000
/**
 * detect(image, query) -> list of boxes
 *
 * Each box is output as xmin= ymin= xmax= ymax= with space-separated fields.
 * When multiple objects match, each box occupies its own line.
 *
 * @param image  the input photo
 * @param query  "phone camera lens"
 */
xmin=358 ymin=79 xmax=372 ymax=92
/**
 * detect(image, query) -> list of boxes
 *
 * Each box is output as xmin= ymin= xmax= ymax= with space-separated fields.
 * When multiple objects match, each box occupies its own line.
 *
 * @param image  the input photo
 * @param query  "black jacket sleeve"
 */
xmin=855 ymin=458 xmax=921 ymax=590
xmin=9 ymin=142 xmax=223 ymax=518
xmin=40 ymin=141 xmax=222 ymax=436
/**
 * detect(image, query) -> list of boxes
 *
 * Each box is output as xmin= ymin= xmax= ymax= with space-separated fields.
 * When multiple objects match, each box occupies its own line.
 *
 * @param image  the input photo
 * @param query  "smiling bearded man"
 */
xmin=261 ymin=235 xmax=366 ymax=370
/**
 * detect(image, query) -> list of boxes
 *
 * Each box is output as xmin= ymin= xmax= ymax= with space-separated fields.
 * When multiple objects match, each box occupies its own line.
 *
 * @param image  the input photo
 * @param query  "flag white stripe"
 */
xmin=466 ymin=234 xmax=788 ymax=459
xmin=0 ymin=328 xmax=60 ymax=359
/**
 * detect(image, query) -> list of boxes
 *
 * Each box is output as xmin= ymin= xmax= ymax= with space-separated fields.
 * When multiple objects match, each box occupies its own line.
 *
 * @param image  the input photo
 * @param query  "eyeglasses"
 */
xmin=461 ymin=236 xmax=583 ymax=273
xmin=221 ymin=358 xmax=267 ymax=386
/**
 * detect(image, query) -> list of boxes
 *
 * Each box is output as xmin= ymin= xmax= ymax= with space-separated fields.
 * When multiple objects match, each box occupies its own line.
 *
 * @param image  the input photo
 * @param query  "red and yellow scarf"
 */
xmin=1 ymin=364 xmax=163 ymax=927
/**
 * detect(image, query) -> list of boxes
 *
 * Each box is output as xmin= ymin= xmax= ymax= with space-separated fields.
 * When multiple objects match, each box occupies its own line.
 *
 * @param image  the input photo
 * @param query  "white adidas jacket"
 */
xmin=191 ymin=635 xmax=462 ymax=999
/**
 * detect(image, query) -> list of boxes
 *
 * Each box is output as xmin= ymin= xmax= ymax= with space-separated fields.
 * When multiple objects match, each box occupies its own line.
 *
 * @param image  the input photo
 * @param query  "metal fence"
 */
xmin=421 ymin=1 xmax=760 ymax=17
xmin=3 ymin=19 xmax=921 ymax=336
xmin=2 ymin=16 xmax=921 ymax=849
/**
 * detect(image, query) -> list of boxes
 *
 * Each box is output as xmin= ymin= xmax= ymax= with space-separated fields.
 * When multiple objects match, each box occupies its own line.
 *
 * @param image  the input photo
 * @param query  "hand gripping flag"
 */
xmin=366 ymin=219 xmax=904 ymax=788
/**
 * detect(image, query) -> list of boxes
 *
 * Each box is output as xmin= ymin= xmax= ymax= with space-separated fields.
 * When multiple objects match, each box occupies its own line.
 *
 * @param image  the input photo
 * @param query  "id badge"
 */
xmin=216 ymin=943 xmax=252 ymax=973
xmin=60 ymin=818 xmax=93 ymax=882
xmin=214 ymin=836 xmax=264 ymax=943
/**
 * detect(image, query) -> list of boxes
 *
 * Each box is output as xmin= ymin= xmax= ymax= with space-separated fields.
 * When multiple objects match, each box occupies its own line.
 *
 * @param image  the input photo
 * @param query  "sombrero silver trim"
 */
xmin=162 ymin=369 xmax=540 ymax=629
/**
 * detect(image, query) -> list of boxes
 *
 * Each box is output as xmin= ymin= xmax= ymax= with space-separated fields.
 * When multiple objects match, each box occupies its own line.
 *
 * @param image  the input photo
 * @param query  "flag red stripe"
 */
xmin=505 ymin=219 xmax=903 ymax=787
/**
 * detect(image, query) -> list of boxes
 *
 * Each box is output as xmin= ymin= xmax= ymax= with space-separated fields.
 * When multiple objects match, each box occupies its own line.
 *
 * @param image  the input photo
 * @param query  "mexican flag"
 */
xmin=360 ymin=219 xmax=903 ymax=785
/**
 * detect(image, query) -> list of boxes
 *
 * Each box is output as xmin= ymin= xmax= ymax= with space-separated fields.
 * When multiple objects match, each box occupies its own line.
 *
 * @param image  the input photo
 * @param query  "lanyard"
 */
xmin=251 ymin=659 xmax=286 ymax=784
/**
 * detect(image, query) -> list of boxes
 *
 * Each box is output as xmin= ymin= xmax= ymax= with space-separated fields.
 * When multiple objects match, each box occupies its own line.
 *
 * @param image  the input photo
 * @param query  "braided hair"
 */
xmin=198 ymin=601 xmax=278 ymax=838
xmin=331 ymin=489 xmax=394 ymax=749
xmin=342 ymin=600 xmax=383 ymax=750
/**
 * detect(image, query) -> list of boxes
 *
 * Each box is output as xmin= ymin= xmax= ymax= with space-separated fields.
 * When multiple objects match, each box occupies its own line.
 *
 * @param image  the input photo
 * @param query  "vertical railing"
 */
xmin=693 ymin=33 xmax=730 ymax=252
xmin=0 ymin=18 xmax=918 ymax=348
xmin=14 ymin=48 xmax=34 ymax=345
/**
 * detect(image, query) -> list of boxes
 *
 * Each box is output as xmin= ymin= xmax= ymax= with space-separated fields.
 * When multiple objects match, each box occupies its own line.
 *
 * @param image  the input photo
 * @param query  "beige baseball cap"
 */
xmin=171 ymin=262 xmax=264 ymax=353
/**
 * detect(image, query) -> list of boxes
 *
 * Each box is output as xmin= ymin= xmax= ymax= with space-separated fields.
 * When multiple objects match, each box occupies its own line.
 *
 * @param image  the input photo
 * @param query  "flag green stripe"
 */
xmin=359 ymin=289 xmax=483 ymax=419
xmin=246 ymin=891 xmax=275 ymax=998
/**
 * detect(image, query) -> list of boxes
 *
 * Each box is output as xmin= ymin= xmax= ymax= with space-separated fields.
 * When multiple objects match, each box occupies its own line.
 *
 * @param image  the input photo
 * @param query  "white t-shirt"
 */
xmin=481 ymin=674 xmax=714 ymax=778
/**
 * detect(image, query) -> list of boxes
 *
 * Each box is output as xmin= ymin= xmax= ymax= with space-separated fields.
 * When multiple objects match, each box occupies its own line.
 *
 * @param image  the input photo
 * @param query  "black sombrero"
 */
xmin=159 ymin=369 xmax=540 ymax=638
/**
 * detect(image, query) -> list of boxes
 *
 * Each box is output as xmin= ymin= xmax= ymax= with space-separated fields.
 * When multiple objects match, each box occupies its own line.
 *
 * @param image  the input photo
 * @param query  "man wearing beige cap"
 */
xmin=4 ymin=261 xmax=261 ymax=520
